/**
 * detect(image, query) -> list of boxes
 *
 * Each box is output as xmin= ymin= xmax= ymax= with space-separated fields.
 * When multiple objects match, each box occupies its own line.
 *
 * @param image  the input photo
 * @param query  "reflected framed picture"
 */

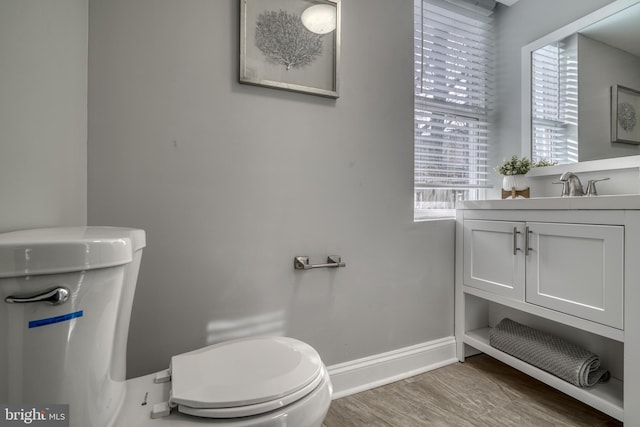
xmin=611 ymin=84 xmax=640 ymax=144
xmin=240 ymin=0 xmax=340 ymax=98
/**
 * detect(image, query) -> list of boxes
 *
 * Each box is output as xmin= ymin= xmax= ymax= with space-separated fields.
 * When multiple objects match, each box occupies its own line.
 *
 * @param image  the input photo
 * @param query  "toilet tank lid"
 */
xmin=0 ymin=227 xmax=146 ymax=278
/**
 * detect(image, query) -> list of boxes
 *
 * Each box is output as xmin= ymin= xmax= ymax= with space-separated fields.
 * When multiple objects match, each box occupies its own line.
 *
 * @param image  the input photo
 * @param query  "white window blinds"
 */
xmin=531 ymin=36 xmax=578 ymax=164
xmin=414 ymin=0 xmax=495 ymax=219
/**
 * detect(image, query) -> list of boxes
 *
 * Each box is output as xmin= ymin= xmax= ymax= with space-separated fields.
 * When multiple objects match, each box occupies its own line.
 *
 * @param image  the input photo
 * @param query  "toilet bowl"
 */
xmin=0 ymin=227 xmax=331 ymax=427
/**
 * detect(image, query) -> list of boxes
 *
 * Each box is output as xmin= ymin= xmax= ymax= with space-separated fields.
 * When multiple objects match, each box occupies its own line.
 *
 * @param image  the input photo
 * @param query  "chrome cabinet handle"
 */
xmin=5 ymin=287 xmax=70 ymax=305
xmin=525 ymin=227 xmax=532 ymax=256
xmin=513 ymin=227 xmax=521 ymax=255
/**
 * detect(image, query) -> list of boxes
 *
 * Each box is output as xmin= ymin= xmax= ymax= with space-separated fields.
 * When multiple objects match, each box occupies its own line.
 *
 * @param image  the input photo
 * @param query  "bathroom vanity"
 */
xmin=455 ymin=195 xmax=640 ymax=423
xmin=455 ymin=0 xmax=640 ymax=421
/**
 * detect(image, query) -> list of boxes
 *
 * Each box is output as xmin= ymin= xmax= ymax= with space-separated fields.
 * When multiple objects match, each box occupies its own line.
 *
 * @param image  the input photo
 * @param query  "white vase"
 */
xmin=502 ymin=174 xmax=528 ymax=191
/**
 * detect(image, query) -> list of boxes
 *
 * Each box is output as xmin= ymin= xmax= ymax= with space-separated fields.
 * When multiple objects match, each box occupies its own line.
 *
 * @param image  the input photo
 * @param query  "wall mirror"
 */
xmin=521 ymin=0 xmax=640 ymax=165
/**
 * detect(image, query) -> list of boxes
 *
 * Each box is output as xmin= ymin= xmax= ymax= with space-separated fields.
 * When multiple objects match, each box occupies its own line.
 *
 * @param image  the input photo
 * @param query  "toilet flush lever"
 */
xmin=5 ymin=287 xmax=70 ymax=305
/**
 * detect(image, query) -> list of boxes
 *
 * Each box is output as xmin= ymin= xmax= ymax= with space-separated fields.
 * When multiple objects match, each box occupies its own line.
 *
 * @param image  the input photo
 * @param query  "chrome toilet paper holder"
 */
xmin=294 ymin=255 xmax=346 ymax=270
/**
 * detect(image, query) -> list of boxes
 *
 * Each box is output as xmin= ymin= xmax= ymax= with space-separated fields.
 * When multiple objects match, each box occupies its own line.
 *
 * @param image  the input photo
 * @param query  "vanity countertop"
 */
xmin=457 ymin=194 xmax=640 ymax=210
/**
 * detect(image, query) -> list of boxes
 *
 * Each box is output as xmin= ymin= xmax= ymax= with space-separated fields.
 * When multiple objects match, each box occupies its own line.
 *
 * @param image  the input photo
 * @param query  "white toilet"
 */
xmin=0 ymin=227 xmax=332 ymax=427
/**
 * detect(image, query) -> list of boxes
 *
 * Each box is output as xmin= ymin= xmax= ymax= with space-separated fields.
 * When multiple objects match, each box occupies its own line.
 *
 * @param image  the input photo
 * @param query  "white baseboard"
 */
xmin=326 ymin=336 xmax=458 ymax=399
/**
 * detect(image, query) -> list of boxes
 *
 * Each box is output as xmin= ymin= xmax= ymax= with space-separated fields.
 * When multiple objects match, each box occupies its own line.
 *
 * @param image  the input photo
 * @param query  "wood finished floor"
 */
xmin=322 ymin=354 xmax=622 ymax=427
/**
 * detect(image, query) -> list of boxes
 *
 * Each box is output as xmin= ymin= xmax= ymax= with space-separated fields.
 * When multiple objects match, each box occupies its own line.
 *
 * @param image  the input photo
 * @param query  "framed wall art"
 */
xmin=611 ymin=84 xmax=640 ymax=144
xmin=240 ymin=0 xmax=340 ymax=98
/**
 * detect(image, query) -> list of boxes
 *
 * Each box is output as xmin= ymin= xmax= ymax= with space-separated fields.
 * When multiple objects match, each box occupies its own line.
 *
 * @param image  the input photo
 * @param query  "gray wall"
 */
xmin=492 ymin=0 xmax=615 ymax=197
xmin=579 ymin=34 xmax=640 ymax=161
xmin=0 ymin=0 xmax=87 ymax=232
xmin=88 ymin=0 xmax=455 ymax=378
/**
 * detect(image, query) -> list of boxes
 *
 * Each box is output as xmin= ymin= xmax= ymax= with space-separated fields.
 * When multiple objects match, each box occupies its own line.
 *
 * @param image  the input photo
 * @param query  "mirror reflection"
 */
xmin=530 ymin=2 xmax=640 ymax=164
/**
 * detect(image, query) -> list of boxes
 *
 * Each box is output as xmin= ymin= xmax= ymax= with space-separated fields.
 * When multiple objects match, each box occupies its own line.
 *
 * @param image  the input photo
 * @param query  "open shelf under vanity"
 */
xmin=463 ymin=326 xmax=623 ymax=420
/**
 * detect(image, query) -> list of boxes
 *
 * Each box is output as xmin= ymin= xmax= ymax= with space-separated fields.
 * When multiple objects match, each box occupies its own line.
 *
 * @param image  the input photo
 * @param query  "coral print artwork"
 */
xmin=612 ymin=85 xmax=640 ymax=144
xmin=240 ymin=0 xmax=340 ymax=98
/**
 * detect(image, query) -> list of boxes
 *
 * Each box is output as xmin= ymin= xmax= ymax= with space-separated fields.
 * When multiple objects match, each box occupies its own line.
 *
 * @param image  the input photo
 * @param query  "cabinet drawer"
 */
xmin=525 ymin=222 xmax=624 ymax=329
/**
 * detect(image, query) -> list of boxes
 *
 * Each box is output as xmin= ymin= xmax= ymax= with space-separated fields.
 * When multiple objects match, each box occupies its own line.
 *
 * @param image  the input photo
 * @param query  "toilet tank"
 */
xmin=0 ymin=227 xmax=145 ymax=427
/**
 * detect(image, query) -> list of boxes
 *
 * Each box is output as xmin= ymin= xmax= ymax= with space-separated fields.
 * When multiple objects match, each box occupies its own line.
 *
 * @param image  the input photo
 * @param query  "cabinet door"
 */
xmin=463 ymin=220 xmax=525 ymax=300
xmin=525 ymin=222 xmax=624 ymax=329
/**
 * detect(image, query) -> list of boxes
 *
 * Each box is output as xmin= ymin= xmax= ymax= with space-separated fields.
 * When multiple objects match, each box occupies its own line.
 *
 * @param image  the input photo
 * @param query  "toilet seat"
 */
xmin=168 ymin=336 xmax=324 ymax=419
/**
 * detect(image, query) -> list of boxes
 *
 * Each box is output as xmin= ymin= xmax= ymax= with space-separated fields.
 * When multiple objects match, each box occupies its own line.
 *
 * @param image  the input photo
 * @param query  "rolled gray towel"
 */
xmin=489 ymin=318 xmax=610 ymax=387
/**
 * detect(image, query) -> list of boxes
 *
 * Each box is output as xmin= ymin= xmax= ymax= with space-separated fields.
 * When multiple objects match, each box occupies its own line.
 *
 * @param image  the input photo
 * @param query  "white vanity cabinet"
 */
xmin=464 ymin=219 xmax=624 ymax=329
xmin=455 ymin=202 xmax=640 ymax=423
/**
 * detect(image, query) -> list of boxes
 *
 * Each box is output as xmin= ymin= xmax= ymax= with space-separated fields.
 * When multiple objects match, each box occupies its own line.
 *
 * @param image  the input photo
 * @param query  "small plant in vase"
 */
xmin=495 ymin=156 xmax=557 ymax=198
xmin=496 ymin=155 xmax=532 ymax=192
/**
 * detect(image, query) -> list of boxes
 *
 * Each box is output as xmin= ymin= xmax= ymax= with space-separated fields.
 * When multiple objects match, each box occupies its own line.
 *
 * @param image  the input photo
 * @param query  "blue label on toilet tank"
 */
xmin=28 ymin=311 xmax=83 ymax=328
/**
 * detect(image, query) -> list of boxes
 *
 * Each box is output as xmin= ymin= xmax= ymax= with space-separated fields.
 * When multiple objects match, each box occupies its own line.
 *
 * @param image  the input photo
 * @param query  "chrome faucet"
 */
xmin=558 ymin=172 xmax=584 ymax=197
xmin=555 ymin=172 xmax=610 ymax=197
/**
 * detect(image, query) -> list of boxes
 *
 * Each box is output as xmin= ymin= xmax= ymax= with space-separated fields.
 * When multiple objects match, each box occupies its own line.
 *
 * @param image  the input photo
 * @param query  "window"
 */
xmin=414 ymin=0 xmax=495 ymax=219
xmin=531 ymin=36 xmax=578 ymax=164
